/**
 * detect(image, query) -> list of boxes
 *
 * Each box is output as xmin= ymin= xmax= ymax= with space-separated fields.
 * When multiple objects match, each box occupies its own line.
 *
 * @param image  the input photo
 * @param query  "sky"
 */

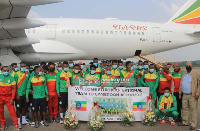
xmin=28 ymin=0 xmax=200 ymax=62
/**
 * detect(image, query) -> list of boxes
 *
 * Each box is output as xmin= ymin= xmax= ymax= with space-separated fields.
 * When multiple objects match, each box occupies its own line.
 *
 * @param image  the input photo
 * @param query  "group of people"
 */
xmin=0 ymin=58 xmax=199 ymax=130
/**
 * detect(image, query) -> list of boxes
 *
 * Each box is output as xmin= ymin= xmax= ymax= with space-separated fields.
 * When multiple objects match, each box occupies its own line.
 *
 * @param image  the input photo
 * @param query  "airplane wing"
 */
xmin=0 ymin=0 xmax=63 ymax=65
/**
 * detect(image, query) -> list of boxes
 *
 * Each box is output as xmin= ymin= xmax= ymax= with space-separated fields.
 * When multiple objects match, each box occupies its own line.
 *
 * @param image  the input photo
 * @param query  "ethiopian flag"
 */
xmin=75 ymin=101 xmax=87 ymax=111
xmin=133 ymin=102 xmax=147 ymax=111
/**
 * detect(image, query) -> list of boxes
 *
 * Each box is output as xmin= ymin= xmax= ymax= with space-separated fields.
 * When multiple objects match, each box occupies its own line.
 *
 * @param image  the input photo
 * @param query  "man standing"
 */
xmin=172 ymin=63 xmax=185 ymax=122
xmin=102 ymin=60 xmax=108 ymax=75
xmin=88 ymin=58 xmax=103 ymax=77
xmin=178 ymin=62 xmax=200 ymax=130
xmin=0 ymin=66 xmax=19 ymax=131
xmin=56 ymin=62 xmax=63 ymax=74
xmin=73 ymin=64 xmax=83 ymax=86
xmin=26 ymin=66 xmax=49 ymax=128
xmin=158 ymin=65 xmax=173 ymax=98
xmin=141 ymin=64 xmax=159 ymax=103
xmin=78 ymin=62 xmax=88 ymax=77
xmin=45 ymin=62 xmax=59 ymax=123
xmin=68 ymin=60 xmax=74 ymax=73
xmin=56 ymin=61 xmax=74 ymax=124
xmin=10 ymin=63 xmax=18 ymax=77
xmin=155 ymin=64 xmax=161 ymax=75
xmin=14 ymin=62 xmax=30 ymax=128
xmin=135 ymin=60 xmax=144 ymax=87
xmin=155 ymin=87 xmax=178 ymax=126
xmin=101 ymin=66 xmax=117 ymax=88
xmin=143 ymin=61 xmax=149 ymax=73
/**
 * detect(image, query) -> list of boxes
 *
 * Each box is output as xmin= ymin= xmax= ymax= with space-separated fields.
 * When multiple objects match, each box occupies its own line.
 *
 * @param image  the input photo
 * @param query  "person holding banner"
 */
xmin=141 ymin=64 xmax=159 ymax=103
xmin=73 ymin=64 xmax=84 ymax=86
xmin=122 ymin=61 xmax=137 ymax=87
xmin=111 ymin=60 xmax=123 ymax=86
xmin=155 ymin=87 xmax=178 ymax=126
xmin=135 ymin=60 xmax=144 ymax=87
xmin=14 ymin=62 xmax=30 ymax=128
xmin=84 ymin=65 xmax=101 ymax=86
xmin=87 ymin=58 xmax=103 ymax=77
xmin=78 ymin=62 xmax=88 ymax=77
xmin=45 ymin=62 xmax=59 ymax=123
xmin=56 ymin=61 xmax=74 ymax=124
xmin=101 ymin=66 xmax=117 ymax=88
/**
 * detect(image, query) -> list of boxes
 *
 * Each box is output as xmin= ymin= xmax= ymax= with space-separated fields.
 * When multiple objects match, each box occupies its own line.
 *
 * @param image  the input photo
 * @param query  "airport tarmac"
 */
xmin=2 ymin=69 xmax=200 ymax=131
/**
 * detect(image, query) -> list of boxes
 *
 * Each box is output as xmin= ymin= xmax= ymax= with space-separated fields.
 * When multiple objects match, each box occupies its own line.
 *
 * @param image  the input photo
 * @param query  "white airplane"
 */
xmin=0 ymin=0 xmax=200 ymax=65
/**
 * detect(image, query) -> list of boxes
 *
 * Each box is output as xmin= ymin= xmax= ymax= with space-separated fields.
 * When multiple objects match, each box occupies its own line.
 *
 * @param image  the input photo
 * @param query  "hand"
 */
xmin=101 ymin=85 xmax=104 ymax=89
xmin=26 ymin=98 xmax=29 ymax=103
xmin=146 ymin=85 xmax=149 ymax=87
xmin=162 ymin=109 xmax=166 ymax=113
xmin=149 ymin=93 xmax=153 ymax=97
xmin=195 ymin=95 xmax=199 ymax=100
xmin=139 ymin=73 xmax=142 ymax=76
xmin=133 ymin=84 xmax=136 ymax=87
xmin=30 ymin=90 xmax=33 ymax=95
xmin=71 ymin=83 xmax=75 ymax=86
xmin=57 ymin=93 xmax=61 ymax=97
xmin=179 ymin=94 xmax=182 ymax=99
xmin=16 ymin=94 xmax=20 ymax=100
xmin=113 ymin=85 xmax=117 ymax=89
xmin=46 ymin=95 xmax=49 ymax=101
xmin=10 ymin=99 xmax=14 ymax=105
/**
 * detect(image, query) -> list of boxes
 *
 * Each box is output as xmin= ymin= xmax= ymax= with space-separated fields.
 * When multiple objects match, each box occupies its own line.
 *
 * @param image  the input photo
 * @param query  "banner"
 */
xmin=68 ymin=86 xmax=149 ymax=121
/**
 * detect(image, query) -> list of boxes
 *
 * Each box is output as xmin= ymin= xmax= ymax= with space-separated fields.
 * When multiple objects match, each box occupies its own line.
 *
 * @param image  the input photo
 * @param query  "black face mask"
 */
xmin=49 ymin=68 xmax=55 ymax=72
xmin=174 ymin=68 xmax=180 ymax=73
xmin=186 ymin=66 xmax=192 ymax=72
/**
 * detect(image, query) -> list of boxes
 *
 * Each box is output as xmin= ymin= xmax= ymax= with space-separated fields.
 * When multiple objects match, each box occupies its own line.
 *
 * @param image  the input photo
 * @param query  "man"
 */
xmin=157 ymin=65 xmax=173 ymax=98
xmin=141 ymin=64 xmax=159 ymax=102
xmin=111 ymin=61 xmax=123 ymax=79
xmin=155 ymin=64 xmax=161 ymax=75
xmin=26 ymin=66 xmax=49 ymax=128
xmin=172 ymin=63 xmax=185 ymax=122
xmin=143 ymin=61 xmax=149 ymax=73
xmin=10 ymin=63 xmax=18 ymax=77
xmin=73 ymin=64 xmax=83 ymax=86
xmin=102 ymin=60 xmax=108 ymax=75
xmin=45 ymin=62 xmax=59 ymax=123
xmin=56 ymin=61 xmax=74 ymax=124
xmin=101 ymin=66 xmax=117 ymax=88
xmin=56 ymin=62 xmax=63 ymax=74
xmin=122 ymin=61 xmax=137 ymax=88
xmin=88 ymin=58 xmax=103 ymax=77
xmin=155 ymin=87 xmax=178 ymax=126
xmin=42 ymin=65 xmax=48 ymax=75
xmin=178 ymin=62 xmax=200 ymax=130
xmin=135 ymin=60 xmax=144 ymax=87
xmin=14 ymin=62 xmax=30 ymax=128
xmin=0 ymin=66 xmax=19 ymax=131
xmin=68 ymin=60 xmax=74 ymax=73
xmin=78 ymin=62 xmax=88 ymax=77
xmin=30 ymin=62 xmax=46 ymax=77
xmin=84 ymin=65 xmax=101 ymax=86
xmin=167 ymin=63 xmax=173 ymax=74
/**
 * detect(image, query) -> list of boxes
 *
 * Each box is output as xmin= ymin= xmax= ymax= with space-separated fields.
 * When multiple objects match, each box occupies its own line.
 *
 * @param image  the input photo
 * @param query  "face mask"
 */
xmin=58 ymin=67 xmax=62 ymax=71
xmin=149 ymin=69 xmax=155 ymax=73
xmin=25 ymin=69 xmax=29 ymax=73
xmin=106 ymin=71 xmax=111 ymax=75
xmin=49 ymin=68 xmax=55 ymax=72
xmin=21 ymin=67 xmax=26 ymax=72
xmin=93 ymin=63 xmax=98 ymax=67
xmin=91 ymin=70 xmax=96 ymax=75
xmin=144 ymin=65 xmax=148 ymax=69
xmin=81 ymin=65 xmax=84 ymax=70
xmin=130 ymin=67 xmax=133 ymax=70
xmin=15 ymin=68 xmax=18 ymax=72
xmin=186 ymin=66 xmax=192 ymax=72
xmin=103 ymin=66 xmax=107 ymax=69
xmin=138 ymin=66 xmax=143 ymax=70
xmin=38 ymin=72 xmax=43 ymax=76
xmin=64 ymin=68 xmax=69 ymax=72
xmin=69 ymin=64 xmax=74 ymax=68
xmin=112 ymin=65 xmax=117 ymax=69
xmin=3 ymin=72 xmax=9 ymax=76
xmin=164 ymin=93 xmax=170 ymax=97
xmin=74 ymin=70 xmax=79 ymax=74
xmin=118 ymin=66 xmax=123 ymax=70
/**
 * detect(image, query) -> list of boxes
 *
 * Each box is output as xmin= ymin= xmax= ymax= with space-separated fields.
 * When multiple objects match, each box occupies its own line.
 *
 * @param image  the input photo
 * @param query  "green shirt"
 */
xmin=157 ymin=94 xmax=177 ymax=112
xmin=101 ymin=74 xmax=117 ymax=87
xmin=73 ymin=73 xmax=84 ymax=86
xmin=14 ymin=70 xmax=30 ymax=96
xmin=26 ymin=75 xmax=48 ymax=99
xmin=84 ymin=73 xmax=101 ymax=86
xmin=135 ymin=69 xmax=145 ymax=87
xmin=122 ymin=70 xmax=136 ymax=87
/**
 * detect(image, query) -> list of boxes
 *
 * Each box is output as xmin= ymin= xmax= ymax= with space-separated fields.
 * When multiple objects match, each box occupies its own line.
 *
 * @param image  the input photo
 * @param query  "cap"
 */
xmin=78 ymin=62 xmax=83 ymax=65
xmin=102 ymin=60 xmax=108 ymax=63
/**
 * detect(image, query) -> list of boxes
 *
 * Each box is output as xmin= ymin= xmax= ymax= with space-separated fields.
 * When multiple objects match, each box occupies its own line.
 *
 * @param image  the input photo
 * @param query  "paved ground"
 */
xmin=2 ymin=69 xmax=200 ymax=131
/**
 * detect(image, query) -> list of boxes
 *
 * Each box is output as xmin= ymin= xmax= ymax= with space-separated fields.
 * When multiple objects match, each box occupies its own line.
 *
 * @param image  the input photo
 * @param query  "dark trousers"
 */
xmin=173 ymin=92 xmax=182 ymax=119
xmin=157 ymin=92 xmax=164 ymax=100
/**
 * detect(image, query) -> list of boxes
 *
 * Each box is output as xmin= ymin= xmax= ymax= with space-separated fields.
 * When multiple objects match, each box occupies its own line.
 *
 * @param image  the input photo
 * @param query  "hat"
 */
xmin=78 ymin=62 xmax=83 ymax=65
xmin=102 ymin=60 xmax=108 ymax=63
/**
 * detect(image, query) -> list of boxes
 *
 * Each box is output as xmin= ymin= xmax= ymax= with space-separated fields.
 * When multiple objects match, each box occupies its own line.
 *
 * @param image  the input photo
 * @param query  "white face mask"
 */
xmin=58 ymin=67 xmax=62 ymax=71
xmin=74 ymin=70 xmax=79 ymax=74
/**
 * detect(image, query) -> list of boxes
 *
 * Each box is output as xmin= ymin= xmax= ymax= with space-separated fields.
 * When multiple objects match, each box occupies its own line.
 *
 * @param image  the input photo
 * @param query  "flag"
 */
xmin=133 ymin=102 xmax=147 ymax=111
xmin=75 ymin=101 xmax=87 ymax=111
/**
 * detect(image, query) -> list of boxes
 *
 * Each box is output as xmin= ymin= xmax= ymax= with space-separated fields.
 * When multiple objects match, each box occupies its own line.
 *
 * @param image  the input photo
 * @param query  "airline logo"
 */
xmin=172 ymin=0 xmax=200 ymax=24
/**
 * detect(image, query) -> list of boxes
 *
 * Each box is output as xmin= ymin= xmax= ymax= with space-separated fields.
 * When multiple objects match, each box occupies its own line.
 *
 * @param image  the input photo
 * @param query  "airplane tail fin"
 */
xmin=169 ymin=0 xmax=200 ymax=24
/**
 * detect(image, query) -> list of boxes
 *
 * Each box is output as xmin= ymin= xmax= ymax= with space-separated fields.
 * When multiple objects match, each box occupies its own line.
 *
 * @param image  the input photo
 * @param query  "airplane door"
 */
xmin=46 ymin=25 xmax=56 ymax=40
xmin=152 ymin=27 xmax=161 ymax=42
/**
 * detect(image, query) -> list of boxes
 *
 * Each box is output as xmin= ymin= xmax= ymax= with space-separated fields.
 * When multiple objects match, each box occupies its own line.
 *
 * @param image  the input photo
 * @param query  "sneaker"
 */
xmin=22 ymin=120 xmax=29 ymax=125
xmin=43 ymin=120 xmax=49 ymax=127
xmin=0 ymin=126 xmax=5 ymax=131
xmin=18 ymin=124 xmax=22 ymax=129
xmin=30 ymin=122 xmax=35 ymax=127
xmin=171 ymin=121 xmax=175 ymax=126
xmin=49 ymin=119 xmax=54 ymax=123
xmin=160 ymin=120 xmax=166 ymax=124
xmin=35 ymin=121 xmax=39 ymax=128
xmin=14 ymin=125 xmax=20 ymax=131
xmin=40 ymin=121 xmax=44 ymax=126
xmin=60 ymin=118 xmax=63 ymax=124
xmin=55 ymin=118 xmax=60 ymax=123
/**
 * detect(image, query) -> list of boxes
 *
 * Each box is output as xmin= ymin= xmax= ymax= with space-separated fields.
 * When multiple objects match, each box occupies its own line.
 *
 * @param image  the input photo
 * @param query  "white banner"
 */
xmin=68 ymin=86 xmax=149 ymax=121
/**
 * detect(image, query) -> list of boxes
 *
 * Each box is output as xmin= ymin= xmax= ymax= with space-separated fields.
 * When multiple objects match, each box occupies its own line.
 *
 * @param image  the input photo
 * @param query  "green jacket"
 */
xmin=157 ymin=94 xmax=177 ymax=112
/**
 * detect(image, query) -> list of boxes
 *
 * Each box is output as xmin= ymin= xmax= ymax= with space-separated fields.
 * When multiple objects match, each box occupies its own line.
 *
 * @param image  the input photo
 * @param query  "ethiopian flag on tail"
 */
xmin=75 ymin=101 xmax=87 ymax=111
xmin=133 ymin=102 xmax=147 ymax=111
